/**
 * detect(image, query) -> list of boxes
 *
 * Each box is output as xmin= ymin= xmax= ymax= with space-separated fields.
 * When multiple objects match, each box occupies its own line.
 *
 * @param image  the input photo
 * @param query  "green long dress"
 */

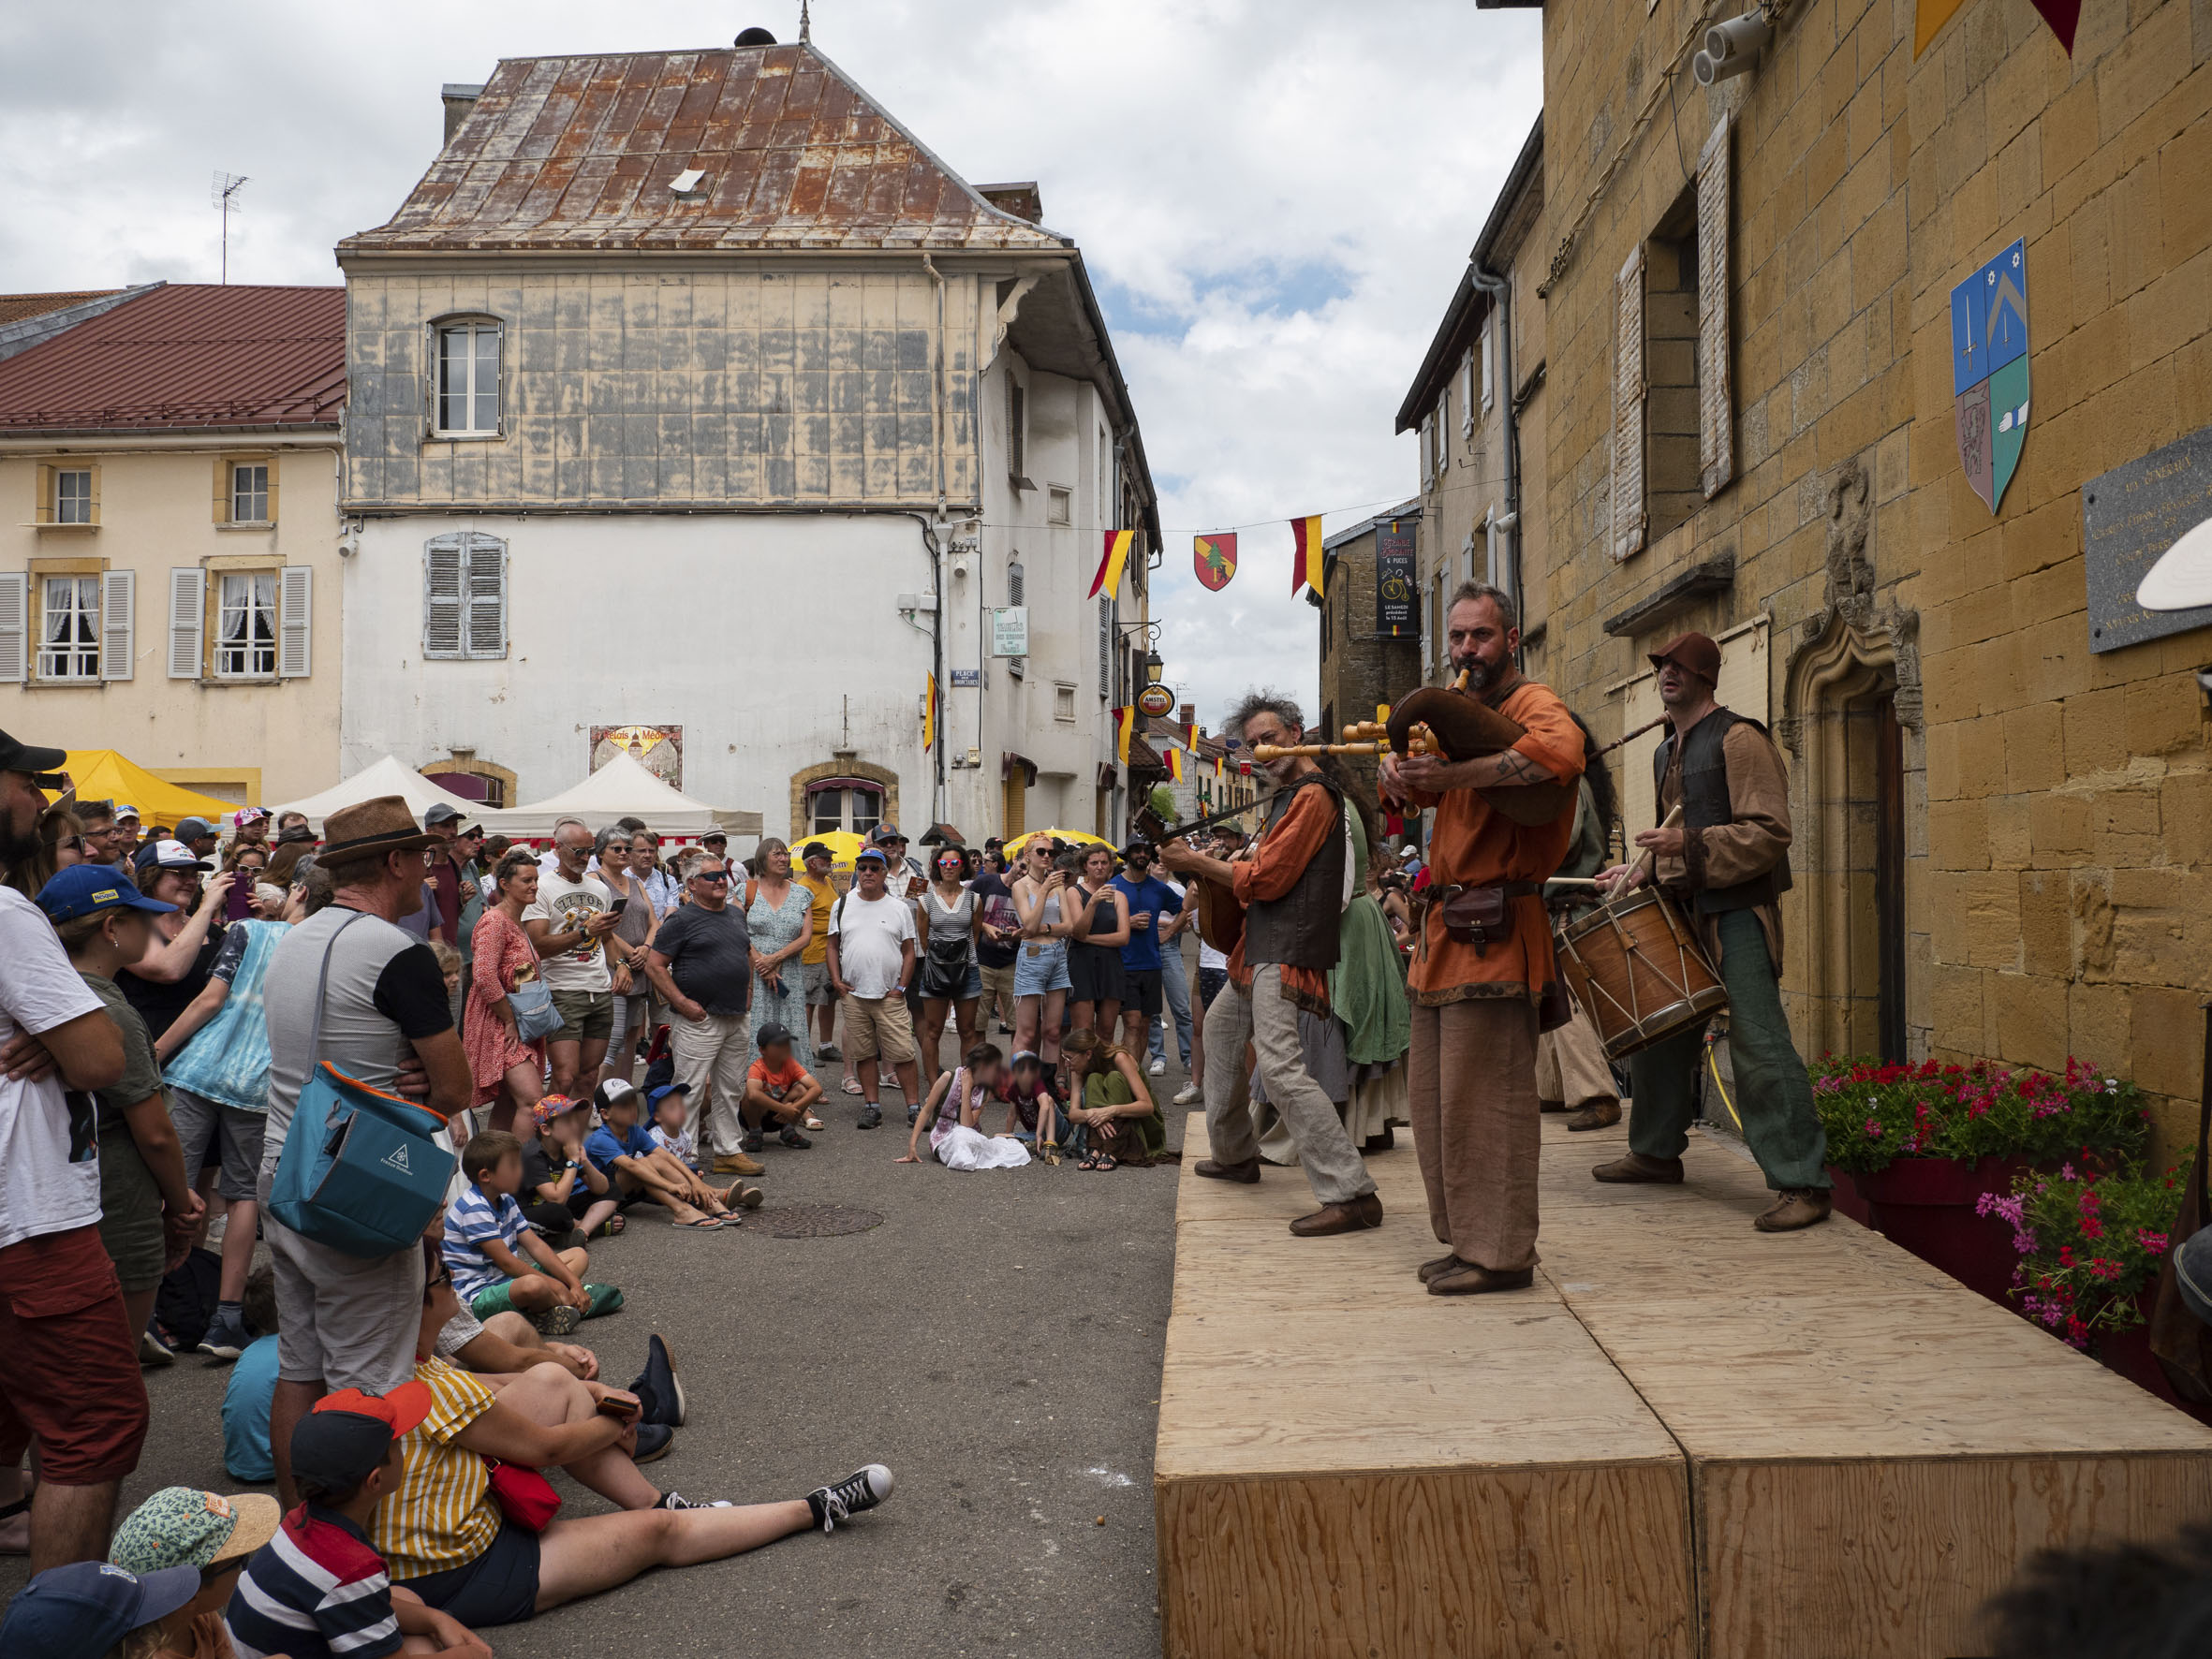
xmin=1329 ymin=808 xmax=1411 ymax=1067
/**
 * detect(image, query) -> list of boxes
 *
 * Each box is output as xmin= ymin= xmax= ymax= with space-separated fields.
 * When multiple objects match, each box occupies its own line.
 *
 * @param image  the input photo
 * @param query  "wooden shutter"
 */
xmin=1611 ymin=245 xmax=1647 ymax=562
xmin=100 ymin=568 xmax=134 ymax=681
xmin=0 ymin=573 xmax=25 ymax=683
xmin=167 ymin=567 xmax=203 ymax=680
xmin=1007 ymin=557 xmax=1025 ymax=679
xmin=1098 ymin=596 xmax=1110 ymax=698
xmin=278 ymin=565 xmax=313 ymax=678
xmin=1698 ymin=118 xmax=1736 ymax=499
xmin=1002 ymin=770 xmax=1026 ymax=840
xmin=423 ymin=536 xmax=464 ymax=658
xmin=464 ymin=535 xmax=507 ymax=658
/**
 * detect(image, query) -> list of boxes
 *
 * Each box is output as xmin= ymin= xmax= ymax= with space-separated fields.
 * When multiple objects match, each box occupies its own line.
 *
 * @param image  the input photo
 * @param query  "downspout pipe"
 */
xmin=922 ymin=255 xmax=950 ymax=820
xmin=1469 ymin=264 xmax=1522 ymax=669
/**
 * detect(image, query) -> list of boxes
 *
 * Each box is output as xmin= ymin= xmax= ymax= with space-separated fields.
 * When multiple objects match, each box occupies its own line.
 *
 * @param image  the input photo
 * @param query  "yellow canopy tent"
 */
xmin=61 ymin=752 xmax=239 ymax=824
xmin=1001 ymin=828 xmax=1113 ymax=859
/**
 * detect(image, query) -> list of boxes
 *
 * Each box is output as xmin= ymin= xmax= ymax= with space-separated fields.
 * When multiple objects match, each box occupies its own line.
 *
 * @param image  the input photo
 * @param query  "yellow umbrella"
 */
xmin=1001 ymin=828 xmax=1114 ymax=859
xmin=793 ymin=830 xmax=868 ymax=871
xmin=61 ymin=751 xmax=239 ymax=823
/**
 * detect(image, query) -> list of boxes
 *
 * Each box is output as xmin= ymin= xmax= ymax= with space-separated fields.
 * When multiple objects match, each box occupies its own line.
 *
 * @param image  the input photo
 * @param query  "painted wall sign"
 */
xmin=1376 ymin=520 xmax=1417 ymax=637
xmin=989 ymin=607 xmax=1029 ymax=657
xmin=1950 ymin=239 xmax=2029 ymax=515
xmin=590 ymin=724 xmax=682 ymax=787
xmin=2082 ymin=425 xmax=2212 ymax=653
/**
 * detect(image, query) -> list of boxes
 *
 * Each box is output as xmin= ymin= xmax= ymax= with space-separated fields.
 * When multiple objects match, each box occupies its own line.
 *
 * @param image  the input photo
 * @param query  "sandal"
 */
xmin=1093 ymin=1154 xmax=1118 ymax=1172
xmin=672 ymin=1216 xmax=719 ymax=1229
xmin=842 ymin=1077 xmax=864 ymax=1095
xmin=593 ymin=1213 xmax=626 ymax=1238
xmin=1040 ymin=1139 xmax=1062 ymax=1167
xmin=803 ymin=1113 xmax=825 ymax=1130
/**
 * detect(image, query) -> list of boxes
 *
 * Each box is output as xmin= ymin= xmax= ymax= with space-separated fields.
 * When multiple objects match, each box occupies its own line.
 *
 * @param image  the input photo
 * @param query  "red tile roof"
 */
xmin=0 ymin=285 xmax=345 ymax=433
xmin=342 ymin=43 xmax=1066 ymax=255
xmin=0 ymin=290 xmax=122 ymax=328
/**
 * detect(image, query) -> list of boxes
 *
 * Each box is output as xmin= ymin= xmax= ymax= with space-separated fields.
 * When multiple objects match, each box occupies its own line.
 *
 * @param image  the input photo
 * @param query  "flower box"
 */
xmin=1855 ymin=1155 xmax=2028 ymax=1306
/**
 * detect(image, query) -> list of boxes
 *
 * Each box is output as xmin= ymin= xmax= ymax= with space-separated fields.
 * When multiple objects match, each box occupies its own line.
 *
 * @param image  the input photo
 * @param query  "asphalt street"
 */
xmin=0 ymin=1033 xmax=1193 ymax=1658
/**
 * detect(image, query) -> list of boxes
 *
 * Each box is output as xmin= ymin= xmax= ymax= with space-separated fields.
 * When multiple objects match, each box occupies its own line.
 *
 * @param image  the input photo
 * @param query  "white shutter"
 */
xmin=100 ymin=568 xmax=134 ymax=681
xmin=1698 ymin=118 xmax=1736 ymax=500
xmin=0 ymin=573 xmax=25 ymax=683
xmin=1611 ymin=243 xmax=1646 ymax=562
xmin=423 ymin=537 xmax=464 ymax=658
xmin=167 ymin=567 xmax=204 ymax=680
xmin=464 ymin=535 xmax=507 ymax=659
xmin=278 ymin=565 xmax=313 ymax=678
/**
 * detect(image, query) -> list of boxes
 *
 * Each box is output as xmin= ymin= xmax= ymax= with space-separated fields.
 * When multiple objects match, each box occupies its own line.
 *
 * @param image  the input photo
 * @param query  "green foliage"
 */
xmin=1811 ymin=1055 xmax=2152 ymax=1176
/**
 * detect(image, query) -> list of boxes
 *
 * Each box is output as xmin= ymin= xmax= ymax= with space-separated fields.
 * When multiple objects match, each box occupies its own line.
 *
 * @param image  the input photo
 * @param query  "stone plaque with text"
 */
xmin=2084 ymin=426 xmax=2212 ymax=653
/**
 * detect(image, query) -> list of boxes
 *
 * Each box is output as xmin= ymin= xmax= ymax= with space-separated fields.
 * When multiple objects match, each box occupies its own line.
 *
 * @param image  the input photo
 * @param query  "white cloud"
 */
xmin=0 ymin=0 xmax=1541 ymax=729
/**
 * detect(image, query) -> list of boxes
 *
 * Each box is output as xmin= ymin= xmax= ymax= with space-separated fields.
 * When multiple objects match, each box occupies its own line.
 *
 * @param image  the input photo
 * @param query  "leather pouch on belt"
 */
xmin=1438 ymin=886 xmax=1516 ymax=957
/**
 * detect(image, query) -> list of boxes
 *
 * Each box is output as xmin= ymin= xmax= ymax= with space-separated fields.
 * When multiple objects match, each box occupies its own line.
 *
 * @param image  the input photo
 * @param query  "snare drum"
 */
xmin=1552 ymin=888 xmax=1728 ymax=1060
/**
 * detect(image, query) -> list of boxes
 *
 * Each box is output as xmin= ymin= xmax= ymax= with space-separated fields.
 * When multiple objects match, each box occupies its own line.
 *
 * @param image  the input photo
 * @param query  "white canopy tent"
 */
xmin=472 ymin=751 xmax=760 ymax=844
xmin=272 ymin=756 xmax=479 ymax=833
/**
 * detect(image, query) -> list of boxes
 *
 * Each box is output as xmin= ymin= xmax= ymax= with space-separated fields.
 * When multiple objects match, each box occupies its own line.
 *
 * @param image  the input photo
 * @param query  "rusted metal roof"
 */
xmin=0 ymin=284 xmax=345 ymax=433
xmin=0 ymin=290 xmax=123 ymax=327
xmin=341 ymin=43 xmax=1068 ymax=256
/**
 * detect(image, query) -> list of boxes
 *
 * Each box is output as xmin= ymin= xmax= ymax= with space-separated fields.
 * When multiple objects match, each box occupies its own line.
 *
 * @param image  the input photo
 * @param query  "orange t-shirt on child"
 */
xmin=747 ymin=1056 xmax=807 ymax=1100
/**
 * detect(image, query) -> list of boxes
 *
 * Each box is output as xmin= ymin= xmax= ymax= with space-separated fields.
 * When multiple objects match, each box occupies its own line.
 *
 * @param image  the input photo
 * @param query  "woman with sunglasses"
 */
xmin=912 ymin=844 xmax=981 ymax=1093
xmin=3 ymin=803 xmax=83 ymax=899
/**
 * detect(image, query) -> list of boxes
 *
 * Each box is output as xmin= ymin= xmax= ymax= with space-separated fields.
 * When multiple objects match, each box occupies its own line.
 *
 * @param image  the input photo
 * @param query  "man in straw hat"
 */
xmin=1592 ymin=631 xmax=1831 ymax=1232
xmin=256 ymin=797 xmax=476 ymax=1509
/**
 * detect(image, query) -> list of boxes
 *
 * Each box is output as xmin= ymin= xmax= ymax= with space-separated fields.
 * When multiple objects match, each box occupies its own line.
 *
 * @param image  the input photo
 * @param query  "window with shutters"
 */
xmin=214 ymin=571 xmax=277 ymax=679
xmin=422 ymin=532 xmax=508 ymax=660
xmin=433 ymin=319 xmax=503 ymax=438
xmin=1630 ymin=161 xmax=1729 ymax=552
xmin=37 ymin=571 xmax=101 ymax=680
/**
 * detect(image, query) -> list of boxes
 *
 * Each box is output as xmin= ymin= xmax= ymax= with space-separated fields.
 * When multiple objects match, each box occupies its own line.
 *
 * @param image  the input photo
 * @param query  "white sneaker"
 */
xmin=1173 ymin=1081 xmax=1202 ymax=1107
xmin=1148 ymin=1057 xmax=1168 ymax=1076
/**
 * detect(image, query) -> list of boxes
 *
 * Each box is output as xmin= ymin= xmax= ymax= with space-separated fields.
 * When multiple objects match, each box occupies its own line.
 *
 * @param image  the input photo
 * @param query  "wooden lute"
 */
xmin=1363 ymin=669 xmax=1579 ymax=828
xmin=1133 ymin=799 xmax=1250 ymax=955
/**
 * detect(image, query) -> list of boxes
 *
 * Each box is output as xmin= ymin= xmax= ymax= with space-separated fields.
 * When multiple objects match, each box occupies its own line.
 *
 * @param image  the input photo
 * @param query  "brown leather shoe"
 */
xmin=1565 ymin=1099 xmax=1622 ymax=1132
xmin=1289 ymin=1192 xmax=1383 ymax=1237
xmin=1428 ymin=1263 xmax=1535 ymax=1296
xmin=1591 ymin=1152 xmax=1684 ymax=1183
xmin=712 ymin=1152 xmax=765 ymax=1176
xmin=1417 ymin=1253 xmax=1462 ymax=1283
xmin=1753 ymin=1188 xmax=1833 ymax=1232
xmin=1194 ymin=1156 xmax=1261 ymax=1184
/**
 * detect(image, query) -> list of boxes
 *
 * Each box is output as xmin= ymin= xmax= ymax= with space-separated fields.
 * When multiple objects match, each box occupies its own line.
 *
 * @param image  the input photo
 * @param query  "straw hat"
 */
xmin=317 ymin=795 xmax=438 ymax=862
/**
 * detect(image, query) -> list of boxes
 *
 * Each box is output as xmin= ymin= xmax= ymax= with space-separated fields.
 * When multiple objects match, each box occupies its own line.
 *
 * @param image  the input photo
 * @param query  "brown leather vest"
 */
xmin=1240 ymin=773 xmax=1345 ymax=972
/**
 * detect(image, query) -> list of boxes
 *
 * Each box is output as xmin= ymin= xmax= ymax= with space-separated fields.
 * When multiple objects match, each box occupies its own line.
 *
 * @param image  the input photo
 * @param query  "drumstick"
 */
xmin=1606 ymin=805 xmax=1685 ymax=902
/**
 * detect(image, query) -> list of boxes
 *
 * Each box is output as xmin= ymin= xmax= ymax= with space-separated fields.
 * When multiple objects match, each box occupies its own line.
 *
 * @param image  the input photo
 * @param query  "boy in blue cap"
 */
xmin=37 ymin=866 xmax=204 ymax=1365
xmin=0 ymin=1559 xmax=202 ymax=1659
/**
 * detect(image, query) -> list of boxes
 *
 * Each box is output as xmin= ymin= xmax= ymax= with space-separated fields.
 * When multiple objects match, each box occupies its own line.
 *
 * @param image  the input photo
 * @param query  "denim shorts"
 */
xmin=1014 ymin=938 xmax=1071 ymax=997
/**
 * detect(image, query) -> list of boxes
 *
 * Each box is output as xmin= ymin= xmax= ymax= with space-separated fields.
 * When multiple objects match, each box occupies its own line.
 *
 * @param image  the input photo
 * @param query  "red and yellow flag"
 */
xmin=1915 ymin=0 xmax=2074 ymax=54
xmin=1183 ymin=720 xmax=1199 ymax=752
xmin=1166 ymin=748 xmax=1185 ymax=784
xmin=1214 ymin=754 xmax=1223 ymax=780
xmin=922 ymin=673 xmax=936 ymax=750
xmin=1291 ymin=515 xmax=1325 ymax=596
xmin=1111 ymin=704 xmax=1135 ymax=766
xmin=1089 ymin=529 xmax=1135 ymax=599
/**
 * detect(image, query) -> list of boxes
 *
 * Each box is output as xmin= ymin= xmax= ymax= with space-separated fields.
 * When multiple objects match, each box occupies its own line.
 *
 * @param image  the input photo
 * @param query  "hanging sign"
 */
xmin=1377 ymin=520 xmax=1417 ymax=636
xmin=1195 ymin=533 xmax=1238 ymax=592
xmin=1137 ymin=683 xmax=1176 ymax=718
xmin=990 ymin=607 xmax=1029 ymax=657
xmin=1951 ymin=239 xmax=2029 ymax=516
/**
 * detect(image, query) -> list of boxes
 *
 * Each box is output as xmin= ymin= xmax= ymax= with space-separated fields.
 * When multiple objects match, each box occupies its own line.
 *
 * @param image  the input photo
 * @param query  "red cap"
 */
xmin=314 ymin=1380 xmax=434 ymax=1440
xmin=1646 ymin=631 xmax=1721 ymax=687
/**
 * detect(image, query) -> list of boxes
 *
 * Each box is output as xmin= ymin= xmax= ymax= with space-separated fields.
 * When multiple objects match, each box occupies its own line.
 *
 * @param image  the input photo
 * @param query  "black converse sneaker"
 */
xmin=805 ymin=1464 xmax=895 ymax=1533
xmin=656 ymin=1491 xmax=734 ymax=1510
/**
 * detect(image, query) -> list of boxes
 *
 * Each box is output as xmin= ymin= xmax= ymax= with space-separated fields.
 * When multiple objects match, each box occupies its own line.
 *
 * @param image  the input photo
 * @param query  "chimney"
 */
xmin=1179 ymin=703 xmax=1195 ymax=727
xmin=441 ymin=83 xmax=483 ymax=146
xmin=977 ymin=182 xmax=1045 ymax=225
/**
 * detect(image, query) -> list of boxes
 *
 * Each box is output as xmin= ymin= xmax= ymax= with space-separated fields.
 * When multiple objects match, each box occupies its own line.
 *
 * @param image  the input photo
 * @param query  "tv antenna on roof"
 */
xmin=212 ymin=172 xmax=248 ymax=285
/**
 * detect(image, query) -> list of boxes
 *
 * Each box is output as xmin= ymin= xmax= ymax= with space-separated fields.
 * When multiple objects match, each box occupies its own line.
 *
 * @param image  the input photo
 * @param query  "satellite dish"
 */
xmin=2136 ymin=514 xmax=2212 ymax=611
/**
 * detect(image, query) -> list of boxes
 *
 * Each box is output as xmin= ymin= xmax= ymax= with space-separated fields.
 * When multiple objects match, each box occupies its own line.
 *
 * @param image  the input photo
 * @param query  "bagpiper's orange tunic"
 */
xmin=1390 ymin=675 xmax=1585 ymax=1006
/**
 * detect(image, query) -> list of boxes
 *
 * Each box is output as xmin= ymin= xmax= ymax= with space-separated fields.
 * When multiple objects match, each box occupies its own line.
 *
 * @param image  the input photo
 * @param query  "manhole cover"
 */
xmin=756 ymin=1204 xmax=885 ymax=1239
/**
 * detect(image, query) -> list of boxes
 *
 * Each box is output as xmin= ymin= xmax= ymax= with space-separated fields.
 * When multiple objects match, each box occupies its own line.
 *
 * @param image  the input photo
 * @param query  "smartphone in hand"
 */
xmin=597 ymin=1388 xmax=641 ymax=1421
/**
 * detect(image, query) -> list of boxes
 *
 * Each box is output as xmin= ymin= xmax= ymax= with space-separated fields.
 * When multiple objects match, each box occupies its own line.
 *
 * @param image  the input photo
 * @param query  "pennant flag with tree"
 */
xmin=1194 ymin=533 xmax=1238 ymax=592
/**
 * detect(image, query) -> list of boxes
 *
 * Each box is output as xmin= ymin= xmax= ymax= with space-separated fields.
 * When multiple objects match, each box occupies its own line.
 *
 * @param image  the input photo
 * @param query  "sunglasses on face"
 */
xmin=694 ymin=870 xmax=731 ymax=884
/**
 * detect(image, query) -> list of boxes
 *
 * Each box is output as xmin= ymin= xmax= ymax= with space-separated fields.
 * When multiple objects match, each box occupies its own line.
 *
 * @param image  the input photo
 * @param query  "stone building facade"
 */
xmin=1312 ymin=502 xmax=1424 ymax=742
xmin=1509 ymin=0 xmax=2212 ymax=1145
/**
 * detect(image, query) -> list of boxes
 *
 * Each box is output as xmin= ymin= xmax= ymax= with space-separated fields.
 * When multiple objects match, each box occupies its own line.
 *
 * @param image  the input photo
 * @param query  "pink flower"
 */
xmin=2140 ymin=1231 xmax=2171 ymax=1255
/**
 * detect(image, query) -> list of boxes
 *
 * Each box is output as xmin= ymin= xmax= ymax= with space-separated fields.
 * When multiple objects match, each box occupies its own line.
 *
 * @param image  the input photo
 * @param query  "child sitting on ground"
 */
xmin=995 ymin=1049 xmax=1069 ymax=1164
xmin=223 ymin=1266 xmax=283 ymax=1482
xmin=647 ymin=1082 xmax=699 ymax=1167
xmin=899 ymin=1044 xmax=1030 ymax=1170
xmin=741 ymin=1022 xmax=823 ymax=1151
xmin=521 ymin=1094 xmax=623 ymax=1243
xmin=585 ymin=1079 xmax=759 ymax=1228
xmin=443 ymin=1131 xmax=597 ymax=1337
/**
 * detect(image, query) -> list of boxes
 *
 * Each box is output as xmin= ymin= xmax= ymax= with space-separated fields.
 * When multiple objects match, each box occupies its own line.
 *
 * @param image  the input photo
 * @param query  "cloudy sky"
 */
xmin=0 ymin=0 xmax=1541 ymax=727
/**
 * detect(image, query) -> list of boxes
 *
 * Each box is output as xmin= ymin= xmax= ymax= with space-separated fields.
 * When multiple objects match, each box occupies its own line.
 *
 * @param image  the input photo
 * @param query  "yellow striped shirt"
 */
xmin=372 ymin=1356 xmax=503 ymax=1580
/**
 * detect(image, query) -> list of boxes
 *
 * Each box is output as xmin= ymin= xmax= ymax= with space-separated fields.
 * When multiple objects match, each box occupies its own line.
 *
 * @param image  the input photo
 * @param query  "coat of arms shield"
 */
xmin=1951 ymin=239 xmax=2029 ymax=515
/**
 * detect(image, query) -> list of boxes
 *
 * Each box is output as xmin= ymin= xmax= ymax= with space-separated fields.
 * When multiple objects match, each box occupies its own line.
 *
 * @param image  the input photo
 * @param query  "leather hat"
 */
xmin=1647 ymin=631 xmax=1721 ymax=687
xmin=317 ymin=795 xmax=438 ymax=862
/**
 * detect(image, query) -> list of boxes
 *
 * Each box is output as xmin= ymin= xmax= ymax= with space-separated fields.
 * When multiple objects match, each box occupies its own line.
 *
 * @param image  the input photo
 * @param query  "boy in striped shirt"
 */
xmin=443 ymin=1130 xmax=595 ymax=1336
xmin=226 ymin=1384 xmax=488 ymax=1659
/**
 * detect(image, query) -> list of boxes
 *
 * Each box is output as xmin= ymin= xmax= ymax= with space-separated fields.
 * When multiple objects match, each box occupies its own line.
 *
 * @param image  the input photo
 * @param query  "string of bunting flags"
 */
xmin=1069 ymin=496 xmax=1424 ymax=609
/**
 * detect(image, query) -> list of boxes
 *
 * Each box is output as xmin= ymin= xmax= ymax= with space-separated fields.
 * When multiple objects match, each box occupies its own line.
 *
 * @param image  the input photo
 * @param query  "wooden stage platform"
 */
xmin=1155 ymin=1111 xmax=2212 ymax=1658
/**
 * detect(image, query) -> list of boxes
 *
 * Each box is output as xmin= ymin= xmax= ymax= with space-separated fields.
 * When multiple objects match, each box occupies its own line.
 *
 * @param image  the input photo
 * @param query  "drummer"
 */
xmin=1379 ymin=581 xmax=1584 ymax=1296
xmin=1592 ymin=631 xmax=1831 ymax=1231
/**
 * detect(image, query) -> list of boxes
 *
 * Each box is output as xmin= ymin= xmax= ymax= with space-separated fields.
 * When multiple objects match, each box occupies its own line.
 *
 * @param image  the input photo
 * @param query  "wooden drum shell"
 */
xmin=1553 ymin=889 xmax=1729 ymax=1061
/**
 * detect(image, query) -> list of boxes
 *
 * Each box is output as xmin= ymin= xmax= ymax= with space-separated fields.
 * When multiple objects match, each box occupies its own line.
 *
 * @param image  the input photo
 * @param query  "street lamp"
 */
xmin=1144 ymin=650 xmax=1165 ymax=684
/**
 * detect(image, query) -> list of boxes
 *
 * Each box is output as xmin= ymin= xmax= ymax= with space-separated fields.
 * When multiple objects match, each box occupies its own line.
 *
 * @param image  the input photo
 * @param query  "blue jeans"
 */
xmin=1148 ymin=946 xmax=1194 ymax=1066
